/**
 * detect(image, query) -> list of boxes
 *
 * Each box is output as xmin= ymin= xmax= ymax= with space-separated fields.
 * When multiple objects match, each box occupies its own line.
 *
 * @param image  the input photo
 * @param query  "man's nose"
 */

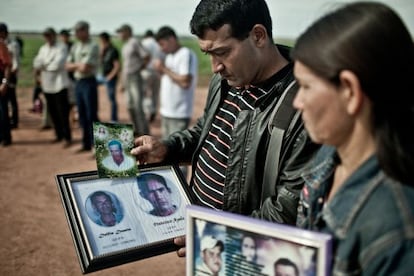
xmin=211 ymin=56 xmax=223 ymax=74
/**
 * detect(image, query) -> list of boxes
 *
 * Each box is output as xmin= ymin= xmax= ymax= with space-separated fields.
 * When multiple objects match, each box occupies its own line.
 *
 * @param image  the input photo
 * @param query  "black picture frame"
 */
xmin=186 ymin=205 xmax=332 ymax=276
xmin=56 ymin=164 xmax=193 ymax=273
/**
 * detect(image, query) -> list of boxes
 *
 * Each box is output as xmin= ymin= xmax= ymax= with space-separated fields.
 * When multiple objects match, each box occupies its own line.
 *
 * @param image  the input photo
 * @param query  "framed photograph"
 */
xmin=93 ymin=122 xmax=138 ymax=178
xmin=56 ymin=164 xmax=193 ymax=273
xmin=186 ymin=205 xmax=332 ymax=276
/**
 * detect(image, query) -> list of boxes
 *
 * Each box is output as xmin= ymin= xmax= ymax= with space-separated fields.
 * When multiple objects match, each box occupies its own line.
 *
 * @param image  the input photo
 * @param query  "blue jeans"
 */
xmin=105 ymin=78 xmax=118 ymax=122
xmin=75 ymin=77 xmax=98 ymax=150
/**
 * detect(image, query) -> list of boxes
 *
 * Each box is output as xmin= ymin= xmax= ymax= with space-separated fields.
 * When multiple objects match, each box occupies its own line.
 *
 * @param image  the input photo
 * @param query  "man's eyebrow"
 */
xmin=200 ymin=46 xmax=228 ymax=54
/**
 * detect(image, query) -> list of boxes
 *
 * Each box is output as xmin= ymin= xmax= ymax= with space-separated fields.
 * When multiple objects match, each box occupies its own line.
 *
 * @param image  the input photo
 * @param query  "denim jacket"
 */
xmin=297 ymin=146 xmax=414 ymax=275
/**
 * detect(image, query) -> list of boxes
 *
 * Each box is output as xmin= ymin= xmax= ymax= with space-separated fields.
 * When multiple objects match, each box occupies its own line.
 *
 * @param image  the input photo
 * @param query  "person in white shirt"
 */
xmin=154 ymin=26 xmax=198 ymax=138
xmin=117 ymin=24 xmax=150 ymax=136
xmin=33 ymin=27 xmax=72 ymax=147
xmin=101 ymin=140 xmax=135 ymax=172
xmin=141 ymin=30 xmax=164 ymax=122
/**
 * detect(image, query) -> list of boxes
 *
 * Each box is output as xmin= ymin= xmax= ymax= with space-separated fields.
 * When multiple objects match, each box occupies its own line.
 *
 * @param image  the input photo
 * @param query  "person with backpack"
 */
xmin=131 ymin=0 xmax=319 ymax=255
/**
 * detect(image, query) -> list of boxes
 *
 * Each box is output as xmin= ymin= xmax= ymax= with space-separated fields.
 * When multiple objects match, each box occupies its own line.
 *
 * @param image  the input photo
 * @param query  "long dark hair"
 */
xmin=292 ymin=2 xmax=414 ymax=184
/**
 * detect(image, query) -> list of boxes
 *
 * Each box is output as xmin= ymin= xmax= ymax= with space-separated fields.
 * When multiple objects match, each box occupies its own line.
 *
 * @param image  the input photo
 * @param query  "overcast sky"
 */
xmin=1 ymin=0 xmax=413 ymax=39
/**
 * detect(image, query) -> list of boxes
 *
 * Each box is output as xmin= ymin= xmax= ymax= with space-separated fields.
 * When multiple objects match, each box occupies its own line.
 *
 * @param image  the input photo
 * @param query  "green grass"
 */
xmin=14 ymin=33 xmax=293 ymax=88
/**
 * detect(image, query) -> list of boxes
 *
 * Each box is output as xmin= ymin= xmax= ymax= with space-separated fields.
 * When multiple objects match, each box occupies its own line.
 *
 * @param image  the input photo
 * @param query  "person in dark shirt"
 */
xmin=98 ymin=32 xmax=120 ymax=122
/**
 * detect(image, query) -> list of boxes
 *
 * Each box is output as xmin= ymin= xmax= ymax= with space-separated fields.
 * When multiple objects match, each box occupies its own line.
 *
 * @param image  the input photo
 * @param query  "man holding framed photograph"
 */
xmin=131 ymin=0 xmax=319 ymax=256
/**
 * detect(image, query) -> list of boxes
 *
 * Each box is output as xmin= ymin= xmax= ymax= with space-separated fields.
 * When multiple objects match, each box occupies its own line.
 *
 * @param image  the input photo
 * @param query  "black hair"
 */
xmin=155 ymin=26 xmax=177 ymax=41
xmin=99 ymin=32 xmax=110 ymax=42
xmin=137 ymin=173 xmax=170 ymax=194
xmin=291 ymin=2 xmax=414 ymax=184
xmin=274 ymin=258 xmax=299 ymax=276
xmin=90 ymin=191 xmax=112 ymax=205
xmin=190 ymin=0 xmax=273 ymax=40
xmin=144 ymin=30 xmax=154 ymax=37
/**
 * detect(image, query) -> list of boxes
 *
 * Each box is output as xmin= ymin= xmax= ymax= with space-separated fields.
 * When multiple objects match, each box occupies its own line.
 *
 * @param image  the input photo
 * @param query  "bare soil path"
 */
xmin=0 ymin=85 xmax=208 ymax=276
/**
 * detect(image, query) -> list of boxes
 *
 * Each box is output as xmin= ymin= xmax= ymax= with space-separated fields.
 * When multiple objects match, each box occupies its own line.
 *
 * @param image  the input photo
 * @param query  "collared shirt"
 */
xmin=101 ymin=155 xmax=135 ymax=172
xmin=67 ymin=39 xmax=99 ymax=79
xmin=297 ymin=146 xmax=414 ymax=275
xmin=192 ymin=64 xmax=293 ymax=210
xmin=121 ymin=37 xmax=148 ymax=76
xmin=33 ymin=41 xmax=69 ymax=93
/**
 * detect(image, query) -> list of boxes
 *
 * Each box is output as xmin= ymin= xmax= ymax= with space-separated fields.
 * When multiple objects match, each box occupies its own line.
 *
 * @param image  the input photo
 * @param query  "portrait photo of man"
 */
xmin=196 ymin=235 xmax=224 ymax=276
xmin=101 ymin=139 xmax=135 ymax=172
xmin=137 ymin=173 xmax=177 ymax=217
xmin=274 ymin=258 xmax=299 ymax=276
xmin=88 ymin=190 xmax=123 ymax=227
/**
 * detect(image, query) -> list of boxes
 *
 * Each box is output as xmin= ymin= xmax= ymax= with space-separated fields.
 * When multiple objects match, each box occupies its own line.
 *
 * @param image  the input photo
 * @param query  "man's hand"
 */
xmin=153 ymin=59 xmax=165 ymax=74
xmin=174 ymin=236 xmax=186 ymax=257
xmin=131 ymin=135 xmax=168 ymax=165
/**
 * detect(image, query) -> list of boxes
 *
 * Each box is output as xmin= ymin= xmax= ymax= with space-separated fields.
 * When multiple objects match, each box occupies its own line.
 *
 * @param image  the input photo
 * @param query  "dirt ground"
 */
xmin=0 ymin=84 xmax=208 ymax=276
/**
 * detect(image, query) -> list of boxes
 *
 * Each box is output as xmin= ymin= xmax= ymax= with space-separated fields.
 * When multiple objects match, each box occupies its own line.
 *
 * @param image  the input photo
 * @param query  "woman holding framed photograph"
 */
xmin=292 ymin=2 xmax=414 ymax=274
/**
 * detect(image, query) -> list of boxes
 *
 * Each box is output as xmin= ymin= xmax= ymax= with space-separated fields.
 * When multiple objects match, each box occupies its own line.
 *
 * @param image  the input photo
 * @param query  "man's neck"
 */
xmin=252 ymin=44 xmax=289 ymax=85
xmin=113 ymin=156 xmax=124 ymax=166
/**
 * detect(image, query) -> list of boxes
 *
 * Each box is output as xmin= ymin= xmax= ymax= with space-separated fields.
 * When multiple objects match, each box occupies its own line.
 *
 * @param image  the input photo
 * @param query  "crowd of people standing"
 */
xmin=0 ymin=21 xmax=198 ymax=152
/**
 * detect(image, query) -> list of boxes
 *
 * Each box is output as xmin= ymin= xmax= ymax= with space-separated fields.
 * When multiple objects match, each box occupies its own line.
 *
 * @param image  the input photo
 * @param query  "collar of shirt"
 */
xmin=232 ymin=62 xmax=294 ymax=108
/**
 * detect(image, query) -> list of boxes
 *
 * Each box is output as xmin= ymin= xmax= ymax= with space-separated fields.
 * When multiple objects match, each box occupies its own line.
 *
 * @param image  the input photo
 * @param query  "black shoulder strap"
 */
xmin=262 ymin=81 xmax=300 ymax=201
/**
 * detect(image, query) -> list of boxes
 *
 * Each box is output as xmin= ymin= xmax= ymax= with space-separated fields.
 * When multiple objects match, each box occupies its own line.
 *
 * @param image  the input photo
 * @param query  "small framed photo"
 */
xmin=56 ymin=164 xmax=193 ymax=273
xmin=186 ymin=205 xmax=332 ymax=276
xmin=93 ymin=122 xmax=138 ymax=178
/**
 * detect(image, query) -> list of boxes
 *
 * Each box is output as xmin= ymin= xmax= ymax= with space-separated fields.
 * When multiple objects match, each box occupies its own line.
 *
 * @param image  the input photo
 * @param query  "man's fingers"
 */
xmin=176 ymin=247 xmax=186 ymax=258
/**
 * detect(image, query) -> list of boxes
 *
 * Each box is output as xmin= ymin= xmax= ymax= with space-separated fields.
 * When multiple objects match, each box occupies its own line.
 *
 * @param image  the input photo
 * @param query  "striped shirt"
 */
xmin=192 ymin=84 xmax=270 ymax=209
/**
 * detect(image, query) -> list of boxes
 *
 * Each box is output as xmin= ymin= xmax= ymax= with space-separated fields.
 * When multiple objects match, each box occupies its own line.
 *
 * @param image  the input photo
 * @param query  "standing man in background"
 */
xmin=5 ymin=26 xmax=20 ymax=129
xmin=155 ymin=26 xmax=197 ymax=139
xmin=141 ymin=29 xmax=164 ymax=123
xmin=154 ymin=26 xmax=198 ymax=178
xmin=33 ymin=27 xmax=72 ymax=147
xmin=98 ymin=32 xmax=120 ymax=122
xmin=60 ymin=29 xmax=77 ymax=125
xmin=65 ymin=21 xmax=99 ymax=153
xmin=117 ymin=24 xmax=149 ymax=136
xmin=0 ymin=23 xmax=12 ymax=146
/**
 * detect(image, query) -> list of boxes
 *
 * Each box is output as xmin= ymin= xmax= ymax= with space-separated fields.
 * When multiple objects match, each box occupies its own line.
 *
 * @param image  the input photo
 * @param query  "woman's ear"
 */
xmin=339 ymin=70 xmax=364 ymax=115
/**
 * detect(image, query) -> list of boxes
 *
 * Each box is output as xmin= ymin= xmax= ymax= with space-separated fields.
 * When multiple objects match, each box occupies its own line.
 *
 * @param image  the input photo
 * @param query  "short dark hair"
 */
xmin=90 ymin=191 xmax=112 ymax=206
xmin=190 ymin=0 xmax=273 ymax=40
xmin=108 ymin=140 xmax=122 ymax=150
xmin=274 ymin=258 xmax=299 ymax=276
xmin=99 ymin=32 xmax=110 ymax=42
xmin=291 ymin=2 xmax=414 ymax=184
xmin=137 ymin=173 xmax=170 ymax=195
xmin=59 ymin=29 xmax=70 ymax=36
xmin=144 ymin=30 xmax=154 ymax=37
xmin=155 ymin=26 xmax=177 ymax=41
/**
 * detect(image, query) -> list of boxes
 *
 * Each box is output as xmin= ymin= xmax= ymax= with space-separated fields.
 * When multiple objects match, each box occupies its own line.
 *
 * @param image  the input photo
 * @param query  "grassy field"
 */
xmin=14 ymin=33 xmax=293 ymax=88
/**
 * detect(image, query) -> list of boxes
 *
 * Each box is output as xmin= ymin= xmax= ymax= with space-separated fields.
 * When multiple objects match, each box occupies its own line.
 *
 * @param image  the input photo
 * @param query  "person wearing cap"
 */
xmin=116 ymin=24 xmax=150 ymax=136
xmin=33 ymin=27 xmax=72 ymax=147
xmin=65 ymin=20 xmax=99 ymax=152
xmin=197 ymin=235 xmax=224 ymax=276
xmin=0 ymin=22 xmax=12 ymax=146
